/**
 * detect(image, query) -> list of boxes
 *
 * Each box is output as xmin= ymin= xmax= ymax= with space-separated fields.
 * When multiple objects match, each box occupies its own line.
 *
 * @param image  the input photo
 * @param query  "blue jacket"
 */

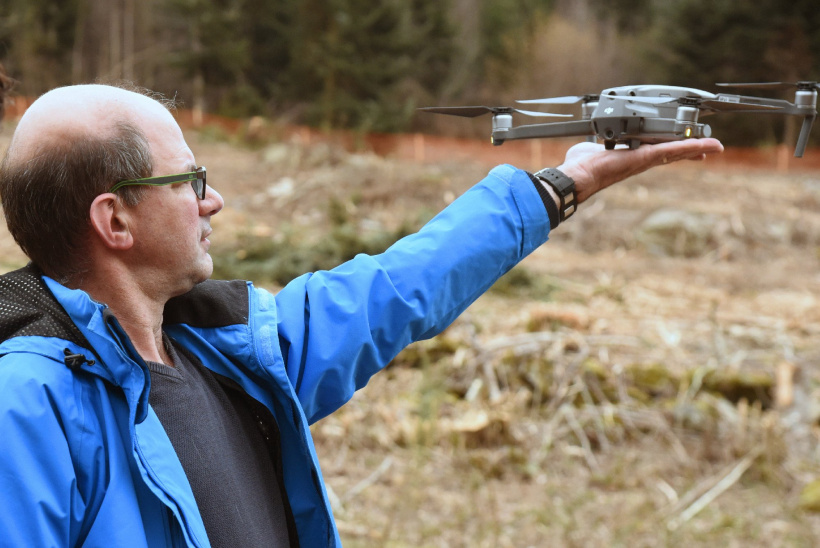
xmin=0 ymin=165 xmax=550 ymax=547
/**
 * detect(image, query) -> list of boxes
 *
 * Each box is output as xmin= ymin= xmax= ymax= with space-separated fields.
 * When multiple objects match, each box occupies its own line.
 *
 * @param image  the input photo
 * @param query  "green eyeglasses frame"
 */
xmin=109 ymin=166 xmax=207 ymax=199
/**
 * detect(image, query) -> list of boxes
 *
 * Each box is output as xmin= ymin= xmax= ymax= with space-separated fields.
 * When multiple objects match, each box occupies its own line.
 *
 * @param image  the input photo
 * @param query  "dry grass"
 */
xmin=2 ymin=119 xmax=820 ymax=545
xmin=314 ymin=288 xmax=820 ymax=546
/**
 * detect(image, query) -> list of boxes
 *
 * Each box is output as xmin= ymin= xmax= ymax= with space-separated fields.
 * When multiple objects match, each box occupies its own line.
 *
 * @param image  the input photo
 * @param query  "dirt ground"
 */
xmin=3 ymin=116 xmax=820 ymax=546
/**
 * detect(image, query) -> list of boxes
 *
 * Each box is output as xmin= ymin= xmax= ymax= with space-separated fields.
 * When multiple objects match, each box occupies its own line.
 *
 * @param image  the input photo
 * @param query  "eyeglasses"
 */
xmin=109 ymin=166 xmax=207 ymax=200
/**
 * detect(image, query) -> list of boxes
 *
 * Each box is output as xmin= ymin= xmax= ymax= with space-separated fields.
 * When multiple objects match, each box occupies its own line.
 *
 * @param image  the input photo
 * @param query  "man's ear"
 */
xmin=89 ymin=193 xmax=134 ymax=250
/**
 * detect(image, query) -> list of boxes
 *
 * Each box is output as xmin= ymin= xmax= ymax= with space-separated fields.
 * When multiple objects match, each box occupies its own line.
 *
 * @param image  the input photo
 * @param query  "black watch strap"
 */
xmin=534 ymin=168 xmax=577 ymax=223
xmin=527 ymin=172 xmax=560 ymax=229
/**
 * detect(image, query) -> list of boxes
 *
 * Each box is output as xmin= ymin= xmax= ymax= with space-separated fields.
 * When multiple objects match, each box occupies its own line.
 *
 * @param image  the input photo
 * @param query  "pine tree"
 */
xmin=649 ymin=0 xmax=820 ymax=146
xmin=244 ymin=0 xmax=456 ymax=132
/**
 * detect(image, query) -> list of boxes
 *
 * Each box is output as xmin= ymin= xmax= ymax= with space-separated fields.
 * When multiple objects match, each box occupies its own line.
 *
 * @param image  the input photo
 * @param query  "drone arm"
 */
xmin=493 ymin=120 xmax=596 ymax=143
xmin=714 ymin=94 xmax=801 ymax=114
xmin=795 ymin=114 xmax=816 ymax=158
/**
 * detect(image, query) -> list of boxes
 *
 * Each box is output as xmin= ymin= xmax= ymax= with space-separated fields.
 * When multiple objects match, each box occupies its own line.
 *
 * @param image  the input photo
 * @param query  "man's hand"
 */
xmin=557 ymin=138 xmax=724 ymax=204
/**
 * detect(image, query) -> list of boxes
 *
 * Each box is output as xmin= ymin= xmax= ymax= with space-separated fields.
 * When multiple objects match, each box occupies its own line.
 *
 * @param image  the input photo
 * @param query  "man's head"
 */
xmin=0 ymin=84 xmax=222 ymax=290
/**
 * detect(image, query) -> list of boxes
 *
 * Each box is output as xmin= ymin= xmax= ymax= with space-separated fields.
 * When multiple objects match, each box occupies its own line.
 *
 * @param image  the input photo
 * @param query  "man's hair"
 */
xmin=100 ymin=79 xmax=179 ymax=111
xmin=0 ymin=120 xmax=153 ymax=282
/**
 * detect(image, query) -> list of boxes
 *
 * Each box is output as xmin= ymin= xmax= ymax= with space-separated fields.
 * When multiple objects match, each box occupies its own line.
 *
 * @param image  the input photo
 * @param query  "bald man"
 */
xmin=0 ymin=83 xmax=723 ymax=548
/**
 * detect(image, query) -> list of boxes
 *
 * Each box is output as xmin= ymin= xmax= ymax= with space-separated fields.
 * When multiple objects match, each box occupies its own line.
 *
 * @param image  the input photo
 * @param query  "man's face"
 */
xmin=126 ymin=106 xmax=224 ymax=295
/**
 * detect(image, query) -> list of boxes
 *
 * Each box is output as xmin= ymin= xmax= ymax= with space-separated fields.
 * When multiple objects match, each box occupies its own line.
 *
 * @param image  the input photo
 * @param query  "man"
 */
xmin=0 ymin=83 xmax=723 ymax=547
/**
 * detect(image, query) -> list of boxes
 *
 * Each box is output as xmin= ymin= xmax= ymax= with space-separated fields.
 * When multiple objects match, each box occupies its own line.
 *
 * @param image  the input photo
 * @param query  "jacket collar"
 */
xmin=43 ymin=276 xmax=153 ymax=423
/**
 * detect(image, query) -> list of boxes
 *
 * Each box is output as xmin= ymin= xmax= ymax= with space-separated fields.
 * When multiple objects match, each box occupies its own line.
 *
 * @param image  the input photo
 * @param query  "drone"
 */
xmin=420 ymin=81 xmax=819 ymax=157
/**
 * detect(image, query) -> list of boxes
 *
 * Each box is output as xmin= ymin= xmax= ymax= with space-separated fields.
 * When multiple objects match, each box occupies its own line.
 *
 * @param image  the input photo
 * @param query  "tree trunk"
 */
xmin=123 ymin=0 xmax=135 ymax=80
xmin=108 ymin=0 xmax=122 ymax=79
xmin=71 ymin=0 xmax=87 ymax=83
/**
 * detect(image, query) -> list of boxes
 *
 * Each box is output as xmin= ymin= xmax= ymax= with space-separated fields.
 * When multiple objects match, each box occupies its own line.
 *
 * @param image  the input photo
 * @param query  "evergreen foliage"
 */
xmin=0 ymin=0 xmax=816 ymax=144
xmin=648 ymin=0 xmax=820 ymax=145
xmin=272 ymin=0 xmax=456 ymax=131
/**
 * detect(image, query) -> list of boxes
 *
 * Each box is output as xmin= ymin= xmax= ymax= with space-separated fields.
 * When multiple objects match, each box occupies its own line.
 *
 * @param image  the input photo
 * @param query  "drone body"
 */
xmin=421 ymin=81 xmax=818 ymax=157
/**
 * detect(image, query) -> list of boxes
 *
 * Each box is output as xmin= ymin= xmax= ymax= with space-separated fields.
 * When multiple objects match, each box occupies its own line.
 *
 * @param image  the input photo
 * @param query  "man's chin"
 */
xmin=174 ymin=258 xmax=214 ymax=295
xmin=195 ymin=256 xmax=214 ymax=284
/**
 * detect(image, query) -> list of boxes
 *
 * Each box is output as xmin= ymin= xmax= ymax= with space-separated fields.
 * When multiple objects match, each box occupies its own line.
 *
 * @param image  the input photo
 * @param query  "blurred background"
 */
xmin=0 ymin=0 xmax=818 ymax=145
xmin=3 ymin=1 xmax=820 ymax=546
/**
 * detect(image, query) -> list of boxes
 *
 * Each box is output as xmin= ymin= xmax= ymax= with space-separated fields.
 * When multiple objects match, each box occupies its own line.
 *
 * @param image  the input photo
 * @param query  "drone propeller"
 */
xmin=419 ymin=106 xmax=571 ymax=118
xmin=716 ymin=81 xmax=820 ymax=92
xmin=419 ymin=106 xmax=509 ymax=118
xmin=517 ymin=94 xmax=599 ymax=106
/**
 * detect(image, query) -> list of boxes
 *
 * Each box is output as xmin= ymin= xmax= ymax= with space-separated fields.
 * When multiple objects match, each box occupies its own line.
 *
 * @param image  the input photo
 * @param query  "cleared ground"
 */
xmin=3 ymin=118 xmax=820 ymax=546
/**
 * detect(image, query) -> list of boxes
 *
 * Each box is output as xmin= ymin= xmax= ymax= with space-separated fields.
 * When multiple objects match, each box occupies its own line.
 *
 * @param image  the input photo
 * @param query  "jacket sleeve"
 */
xmin=273 ymin=165 xmax=550 ymax=423
xmin=0 ymin=353 xmax=90 ymax=547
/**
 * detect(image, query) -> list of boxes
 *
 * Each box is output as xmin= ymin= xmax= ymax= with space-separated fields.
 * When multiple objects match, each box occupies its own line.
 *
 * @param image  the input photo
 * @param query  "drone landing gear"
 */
xmin=604 ymin=138 xmax=642 ymax=150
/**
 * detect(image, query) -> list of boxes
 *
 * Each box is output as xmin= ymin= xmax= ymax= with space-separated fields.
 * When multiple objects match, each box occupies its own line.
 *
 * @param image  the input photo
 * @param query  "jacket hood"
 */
xmin=0 ymin=264 xmax=90 ymax=349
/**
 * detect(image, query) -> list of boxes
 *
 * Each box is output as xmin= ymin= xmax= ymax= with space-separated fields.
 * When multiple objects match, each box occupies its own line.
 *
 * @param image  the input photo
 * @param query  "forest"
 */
xmin=0 ymin=0 xmax=819 ymax=145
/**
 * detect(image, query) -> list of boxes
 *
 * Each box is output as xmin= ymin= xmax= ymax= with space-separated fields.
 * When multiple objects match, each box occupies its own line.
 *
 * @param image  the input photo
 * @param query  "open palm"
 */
xmin=558 ymin=138 xmax=725 ymax=203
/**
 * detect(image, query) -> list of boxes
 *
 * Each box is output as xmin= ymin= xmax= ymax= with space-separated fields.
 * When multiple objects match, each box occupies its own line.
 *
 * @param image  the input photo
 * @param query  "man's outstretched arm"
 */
xmin=273 ymin=138 xmax=725 ymax=423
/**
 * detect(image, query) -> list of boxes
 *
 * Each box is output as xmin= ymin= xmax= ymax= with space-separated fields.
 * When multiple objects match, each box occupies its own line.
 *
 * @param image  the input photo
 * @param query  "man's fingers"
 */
xmin=685 ymin=153 xmax=708 ymax=162
xmin=649 ymin=139 xmax=724 ymax=167
xmin=652 ymin=138 xmax=724 ymax=159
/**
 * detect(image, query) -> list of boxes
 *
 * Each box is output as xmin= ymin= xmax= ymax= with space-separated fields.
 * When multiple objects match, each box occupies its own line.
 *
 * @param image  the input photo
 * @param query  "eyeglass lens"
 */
xmin=193 ymin=168 xmax=206 ymax=199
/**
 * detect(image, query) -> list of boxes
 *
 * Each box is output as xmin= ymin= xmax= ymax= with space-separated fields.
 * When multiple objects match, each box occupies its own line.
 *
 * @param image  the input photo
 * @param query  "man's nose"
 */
xmin=200 ymin=185 xmax=224 ymax=216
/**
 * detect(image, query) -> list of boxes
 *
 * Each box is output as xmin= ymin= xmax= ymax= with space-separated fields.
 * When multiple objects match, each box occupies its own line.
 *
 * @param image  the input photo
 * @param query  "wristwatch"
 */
xmin=534 ymin=168 xmax=577 ymax=223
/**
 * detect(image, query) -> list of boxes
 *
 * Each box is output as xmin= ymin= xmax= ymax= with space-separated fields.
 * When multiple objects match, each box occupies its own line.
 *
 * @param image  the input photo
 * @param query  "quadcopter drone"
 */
xmin=420 ymin=81 xmax=819 ymax=157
